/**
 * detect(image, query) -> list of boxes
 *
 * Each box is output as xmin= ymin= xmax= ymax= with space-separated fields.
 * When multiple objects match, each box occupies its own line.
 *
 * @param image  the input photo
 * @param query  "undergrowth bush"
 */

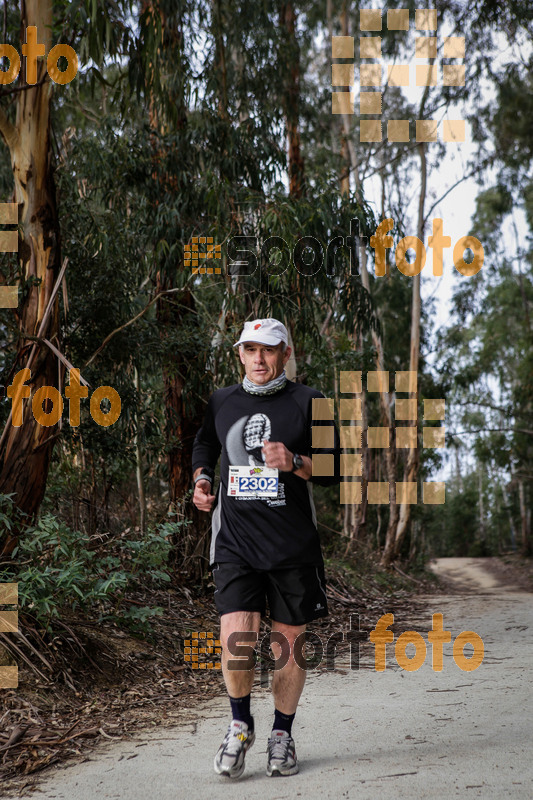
xmin=0 ymin=494 xmax=187 ymax=636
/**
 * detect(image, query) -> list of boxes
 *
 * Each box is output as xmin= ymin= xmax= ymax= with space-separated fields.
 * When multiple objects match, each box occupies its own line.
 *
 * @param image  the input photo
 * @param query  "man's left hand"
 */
xmin=262 ymin=439 xmax=293 ymax=472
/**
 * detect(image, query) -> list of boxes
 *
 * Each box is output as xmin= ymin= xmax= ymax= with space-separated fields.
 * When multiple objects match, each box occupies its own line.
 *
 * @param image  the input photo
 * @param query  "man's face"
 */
xmin=238 ymin=342 xmax=291 ymax=385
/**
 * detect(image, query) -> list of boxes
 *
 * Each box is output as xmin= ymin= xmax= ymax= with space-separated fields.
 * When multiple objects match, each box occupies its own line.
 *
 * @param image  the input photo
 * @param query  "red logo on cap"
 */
xmin=254 ymin=323 xmax=261 ymax=329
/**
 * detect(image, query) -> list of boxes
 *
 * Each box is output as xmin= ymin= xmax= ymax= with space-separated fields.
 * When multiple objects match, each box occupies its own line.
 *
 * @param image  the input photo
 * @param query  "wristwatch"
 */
xmin=291 ymin=453 xmax=304 ymax=472
xmin=194 ymin=471 xmax=214 ymax=486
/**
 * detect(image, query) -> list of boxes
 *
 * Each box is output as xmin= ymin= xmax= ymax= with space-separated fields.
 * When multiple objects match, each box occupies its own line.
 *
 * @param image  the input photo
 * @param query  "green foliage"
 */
xmin=422 ymin=482 xmax=480 ymax=557
xmin=0 ymin=492 xmax=28 ymax=534
xmin=490 ymin=63 xmax=533 ymax=172
xmin=1 ymin=503 xmax=177 ymax=635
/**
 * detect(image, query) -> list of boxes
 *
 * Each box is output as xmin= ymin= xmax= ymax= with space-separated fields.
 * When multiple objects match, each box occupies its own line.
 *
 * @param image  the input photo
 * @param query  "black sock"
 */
xmin=229 ymin=693 xmax=254 ymax=732
xmin=273 ymin=708 xmax=295 ymax=736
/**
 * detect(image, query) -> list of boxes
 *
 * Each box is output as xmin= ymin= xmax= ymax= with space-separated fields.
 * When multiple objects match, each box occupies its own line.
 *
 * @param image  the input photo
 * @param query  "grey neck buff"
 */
xmin=242 ymin=370 xmax=287 ymax=396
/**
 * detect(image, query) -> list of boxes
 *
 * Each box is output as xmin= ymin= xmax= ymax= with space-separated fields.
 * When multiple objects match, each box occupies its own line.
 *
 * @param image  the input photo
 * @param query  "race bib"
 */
xmin=227 ymin=466 xmax=279 ymax=497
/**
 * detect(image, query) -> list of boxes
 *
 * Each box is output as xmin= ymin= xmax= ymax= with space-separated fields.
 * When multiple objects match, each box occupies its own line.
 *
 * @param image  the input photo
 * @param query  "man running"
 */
xmin=192 ymin=318 xmax=339 ymax=779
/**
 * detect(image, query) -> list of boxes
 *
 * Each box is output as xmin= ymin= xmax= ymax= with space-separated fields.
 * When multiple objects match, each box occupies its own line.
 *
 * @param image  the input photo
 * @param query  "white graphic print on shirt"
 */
xmin=225 ymin=413 xmax=286 ymax=506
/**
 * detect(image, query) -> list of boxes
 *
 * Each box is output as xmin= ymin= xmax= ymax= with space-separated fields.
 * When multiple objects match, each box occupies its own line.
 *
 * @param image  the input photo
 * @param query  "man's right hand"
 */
xmin=193 ymin=479 xmax=216 ymax=512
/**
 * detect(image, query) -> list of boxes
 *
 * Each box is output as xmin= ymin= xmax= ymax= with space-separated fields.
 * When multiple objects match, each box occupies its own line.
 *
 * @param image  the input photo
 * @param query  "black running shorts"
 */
xmin=212 ymin=562 xmax=329 ymax=625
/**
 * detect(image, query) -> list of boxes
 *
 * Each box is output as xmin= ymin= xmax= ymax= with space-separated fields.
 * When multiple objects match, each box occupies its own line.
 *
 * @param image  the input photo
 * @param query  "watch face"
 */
xmin=293 ymin=453 xmax=304 ymax=469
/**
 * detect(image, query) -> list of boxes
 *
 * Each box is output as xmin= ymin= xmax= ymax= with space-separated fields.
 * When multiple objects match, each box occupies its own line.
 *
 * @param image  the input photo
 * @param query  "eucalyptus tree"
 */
xmin=0 ymin=0 xmax=78 ymax=555
xmin=0 ymin=0 xmax=142 ymax=555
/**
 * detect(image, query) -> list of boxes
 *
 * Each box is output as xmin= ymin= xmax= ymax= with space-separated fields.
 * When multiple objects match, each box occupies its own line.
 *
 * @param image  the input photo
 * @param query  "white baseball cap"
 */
xmin=234 ymin=318 xmax=288 ymax=347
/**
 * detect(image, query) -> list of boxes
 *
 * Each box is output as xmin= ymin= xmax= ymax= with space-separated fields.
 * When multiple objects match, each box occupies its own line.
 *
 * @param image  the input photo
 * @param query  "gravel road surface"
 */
xmin=21 ymin=559 xmax=532 ymax=799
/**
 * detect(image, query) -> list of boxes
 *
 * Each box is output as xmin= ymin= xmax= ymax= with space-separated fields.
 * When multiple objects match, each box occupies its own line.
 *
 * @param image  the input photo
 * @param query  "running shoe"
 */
xmin=213 ymin=719 xmax=255 ymax=779
xmin=266 ymin=729 xmax=299 ymax=776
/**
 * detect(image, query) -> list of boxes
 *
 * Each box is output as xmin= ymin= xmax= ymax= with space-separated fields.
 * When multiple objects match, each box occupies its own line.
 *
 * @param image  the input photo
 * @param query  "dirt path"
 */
xmin=428 ymin=557 xmax=530 ymax=593
xmin=10 ymin=558 xmax=533 ymax=799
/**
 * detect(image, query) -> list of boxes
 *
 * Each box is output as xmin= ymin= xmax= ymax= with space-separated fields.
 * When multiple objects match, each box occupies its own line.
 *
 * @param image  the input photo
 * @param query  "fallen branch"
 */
xmin=392 ymin=563 xmax=425 ymax=585
xmin=0 ymin=632 xmax=51 ymax=684
xmin=0 ymin=725 xmax=28 ymax=753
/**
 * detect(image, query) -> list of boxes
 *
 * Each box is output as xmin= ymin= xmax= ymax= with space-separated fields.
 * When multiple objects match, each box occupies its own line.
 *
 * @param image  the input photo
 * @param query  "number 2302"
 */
xmin=239 ymin=476 xmax=277 ymax=492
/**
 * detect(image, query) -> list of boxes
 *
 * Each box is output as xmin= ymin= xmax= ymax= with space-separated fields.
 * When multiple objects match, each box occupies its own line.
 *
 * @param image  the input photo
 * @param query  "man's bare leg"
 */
xmin=219 ymin=610 xmax=261 ymax=697
xmin=270 ymin=620 xmax=307 ymax=713
xmin=266 ymin=620 xmax=306 ymax=776
xmin=214 ymin=611 xmax=261 ymax=778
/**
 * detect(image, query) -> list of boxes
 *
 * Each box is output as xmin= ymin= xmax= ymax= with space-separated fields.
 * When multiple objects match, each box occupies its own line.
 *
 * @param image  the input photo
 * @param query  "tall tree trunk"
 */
xmin=386 ymin=142 xmax=427 ymax=564
xmin=454 ymin=445 xmax=463 ymax=492
xmin=213 ymin=0 xmax=229 ymax=120
xmin=478 ymin=464 xmax=485 ymax=546
xmin=518 ymin=479 xmax=531 ymax=556
xmin=0 ymin=0 xmax=61 ymax=557
xmin=354 ymin=210 xmax=396 ymax=555
xmin=328 ymin=2 xmax=372 ymax=548
xmin=156 ymin=282 xmax=202 ymax=504
xmin=155 ymin=277 xmax=207 ymax=578
xmin=280 ymin=1 xmax=305 ymax=199
xmin=336 ymin=2 xmax=351 ymax=197
xmin=504 ymin=483 xmax=517 ymax=552
xmin=279 ymin=1 xmax=305 ymax=375
xmin=144 ymin=0 xmax=207 ymax=574
xmin=133 ymin=365 xmax=146 ymax=534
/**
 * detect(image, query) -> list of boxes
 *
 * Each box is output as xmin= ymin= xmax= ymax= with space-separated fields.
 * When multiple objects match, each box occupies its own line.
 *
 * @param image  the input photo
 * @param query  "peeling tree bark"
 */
xmin=0 ymin=0 xmax=62 ymax=557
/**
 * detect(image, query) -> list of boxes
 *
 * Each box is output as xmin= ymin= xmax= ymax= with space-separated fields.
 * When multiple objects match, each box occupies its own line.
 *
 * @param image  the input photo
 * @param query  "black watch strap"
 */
xmin=291 ymin=453 xmax=304 ymax=472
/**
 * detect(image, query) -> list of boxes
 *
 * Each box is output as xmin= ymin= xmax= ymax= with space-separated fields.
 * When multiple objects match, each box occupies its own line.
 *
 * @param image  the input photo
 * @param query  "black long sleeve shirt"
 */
xmin=192 ymin=381 xmax=340 ymax=569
